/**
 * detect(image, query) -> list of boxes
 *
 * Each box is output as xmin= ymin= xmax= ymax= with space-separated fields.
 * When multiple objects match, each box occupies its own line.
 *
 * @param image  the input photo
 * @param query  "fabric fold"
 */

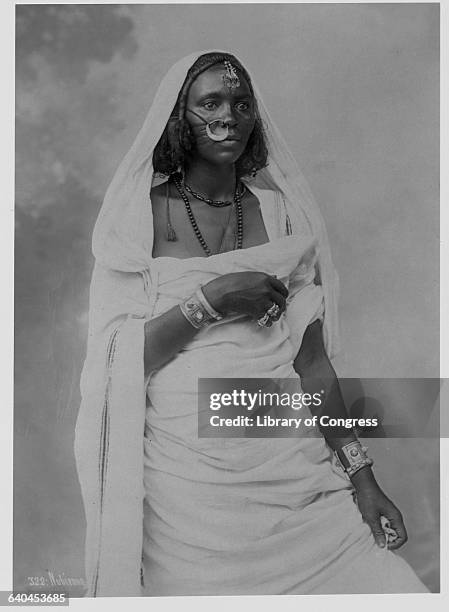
xmin=75 ymin=265 xmax=150 ymax=596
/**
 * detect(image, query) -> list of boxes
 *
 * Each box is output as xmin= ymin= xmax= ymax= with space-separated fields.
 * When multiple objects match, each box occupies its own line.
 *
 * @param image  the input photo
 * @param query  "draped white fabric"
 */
xmin=74 ymin=50 xmax=342 ymax=597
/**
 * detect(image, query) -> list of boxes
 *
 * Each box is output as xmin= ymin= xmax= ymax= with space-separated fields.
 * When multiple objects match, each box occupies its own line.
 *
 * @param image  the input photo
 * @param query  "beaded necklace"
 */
xmin=183 ymin=181 xmax=246 ymax=208
xmin=172 ymin=175 xmax=243 ymax=256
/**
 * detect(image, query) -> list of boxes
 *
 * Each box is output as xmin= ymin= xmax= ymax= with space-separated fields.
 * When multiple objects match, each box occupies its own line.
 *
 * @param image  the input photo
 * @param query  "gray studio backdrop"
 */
xmin=15 ymin=3 xmax=439 ymax=594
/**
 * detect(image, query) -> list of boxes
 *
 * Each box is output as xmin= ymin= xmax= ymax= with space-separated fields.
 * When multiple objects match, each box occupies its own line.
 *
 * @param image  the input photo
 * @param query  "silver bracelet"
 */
xmin=179 ymin=288 xmax=223 ymax=329
xmin=195 ymin=287 xmax=224 ymax=321
xmin=334 ymin=440 xmax=373 ymax=478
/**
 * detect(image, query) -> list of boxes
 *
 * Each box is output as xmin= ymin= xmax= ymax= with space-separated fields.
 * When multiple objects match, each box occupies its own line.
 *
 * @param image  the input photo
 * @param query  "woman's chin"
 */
xmin=209 ymin=149 xmax=245 ymax=166
xmin=194 ymin=142 xmax=246 ymax=167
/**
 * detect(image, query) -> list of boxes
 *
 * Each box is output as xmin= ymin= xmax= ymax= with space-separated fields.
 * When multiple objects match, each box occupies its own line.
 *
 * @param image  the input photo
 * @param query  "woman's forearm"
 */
xmin=294 ymin=320 xmax=379 ymax=488
xmin=294 ymin=320 xmax=359 ymax=451
xmin=297 ymin=356 xmax=358 ymax=451
xmin=143 ymin=271 xmax=290 ymax=379
xmin=298 ymin=358 xmax=378 ymax=487
xmin=144 ymin=306 xmax=200 ymax=378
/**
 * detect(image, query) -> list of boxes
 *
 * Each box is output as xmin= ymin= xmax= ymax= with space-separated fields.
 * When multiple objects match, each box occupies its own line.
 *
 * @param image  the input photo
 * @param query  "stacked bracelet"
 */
xmin=179 ymin=287 xmax=224 ymax=329
xmin=334 ymin=440 xmax=373 ymax=478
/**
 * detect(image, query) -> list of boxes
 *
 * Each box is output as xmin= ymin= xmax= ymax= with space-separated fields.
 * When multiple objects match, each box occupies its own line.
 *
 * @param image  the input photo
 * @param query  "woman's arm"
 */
xmin=144 ymin=271 xmax=289 ymax=378
xmin=294 ymin=320 xmax=361 ymax=456
xmin=144 ymin=306 xmax=200 ymax=377
xmin=294 ymin=319 xmax=408 ymax=550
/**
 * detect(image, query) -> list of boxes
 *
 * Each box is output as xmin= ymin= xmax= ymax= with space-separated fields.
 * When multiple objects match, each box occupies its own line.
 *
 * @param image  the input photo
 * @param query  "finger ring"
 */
xmin=257 ymin=303 xmax=280 ymax=327
xmin=267 ymin=304 xmax=281 ymax=319
xmin=257 ymin=312 xmax=272 ymax=327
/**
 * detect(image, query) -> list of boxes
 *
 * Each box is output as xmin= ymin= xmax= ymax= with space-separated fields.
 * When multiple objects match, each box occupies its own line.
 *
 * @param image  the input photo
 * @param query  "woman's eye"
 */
xmin=203 ymin=102 xmax=217 ymax=111
xmin=236 ymin=102 xmax=250 ymax=111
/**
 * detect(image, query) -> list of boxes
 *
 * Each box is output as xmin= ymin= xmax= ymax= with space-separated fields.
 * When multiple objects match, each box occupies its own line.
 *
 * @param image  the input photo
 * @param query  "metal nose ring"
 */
xmin=206 ymin=120 xmax=229 ymax=142
xmin=186 ymin=108 xmax=231 ymax=142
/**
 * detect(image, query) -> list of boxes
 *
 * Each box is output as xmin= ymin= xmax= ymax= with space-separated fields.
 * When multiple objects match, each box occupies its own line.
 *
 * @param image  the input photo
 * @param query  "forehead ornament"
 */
xmin=222 ymin=60 xmax=240 ymax=89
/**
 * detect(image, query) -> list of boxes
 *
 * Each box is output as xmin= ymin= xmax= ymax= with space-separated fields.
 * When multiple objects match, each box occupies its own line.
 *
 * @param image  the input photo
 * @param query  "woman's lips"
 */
xmin=217 ymin=137 xmax=240 ymax=145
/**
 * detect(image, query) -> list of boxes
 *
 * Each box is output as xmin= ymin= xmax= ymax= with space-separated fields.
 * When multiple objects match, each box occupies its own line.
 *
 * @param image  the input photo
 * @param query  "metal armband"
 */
xmin=334 ymin=440 xmax=373 ymax=478
xmin=179 ymin=287 xmax=223 ymax=329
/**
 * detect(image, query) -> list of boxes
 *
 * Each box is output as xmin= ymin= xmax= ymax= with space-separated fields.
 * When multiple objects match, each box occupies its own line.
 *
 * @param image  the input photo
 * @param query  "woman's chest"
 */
xmin=151 ymin=187 xmax=272 ymax=259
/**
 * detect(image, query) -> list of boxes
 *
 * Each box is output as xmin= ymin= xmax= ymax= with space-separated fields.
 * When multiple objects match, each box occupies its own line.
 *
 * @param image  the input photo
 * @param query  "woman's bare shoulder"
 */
xmin=149 ymin=182 xmax=169 ymax=225
xmin=150 ymin=182 xmax=167 ymax=204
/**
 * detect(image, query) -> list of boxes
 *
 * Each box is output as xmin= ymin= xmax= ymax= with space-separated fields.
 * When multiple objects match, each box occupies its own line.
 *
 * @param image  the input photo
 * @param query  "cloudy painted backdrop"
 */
xmin=15 ymin=3 xmax=439 ymax=595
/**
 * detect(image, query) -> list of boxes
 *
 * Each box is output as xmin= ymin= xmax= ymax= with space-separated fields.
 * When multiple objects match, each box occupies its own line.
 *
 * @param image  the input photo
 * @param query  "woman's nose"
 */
xmin=220 ymin=103 xmax=238 ymax=126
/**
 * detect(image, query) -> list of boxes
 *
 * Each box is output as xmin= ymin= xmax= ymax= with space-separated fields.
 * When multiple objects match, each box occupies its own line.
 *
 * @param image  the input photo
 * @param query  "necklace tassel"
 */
xmin=166 ymin=180 xmax=178 ymax=241
xmin=166 ymin=223 xmax=178 ymax=242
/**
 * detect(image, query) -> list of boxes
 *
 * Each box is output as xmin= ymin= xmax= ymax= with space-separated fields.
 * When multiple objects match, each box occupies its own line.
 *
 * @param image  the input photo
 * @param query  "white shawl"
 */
xmin=74 ymin=50 xmax=341 ymax=597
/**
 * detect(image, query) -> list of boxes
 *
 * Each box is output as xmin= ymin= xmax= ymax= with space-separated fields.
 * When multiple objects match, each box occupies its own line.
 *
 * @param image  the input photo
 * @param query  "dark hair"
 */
xmin=152 ymin=52 xmax=268 ymax=179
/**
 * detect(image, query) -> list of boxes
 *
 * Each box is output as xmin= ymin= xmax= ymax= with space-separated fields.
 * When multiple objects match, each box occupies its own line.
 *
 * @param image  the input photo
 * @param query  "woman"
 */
xmin=74 ymin=51 xmax=428 ymax=597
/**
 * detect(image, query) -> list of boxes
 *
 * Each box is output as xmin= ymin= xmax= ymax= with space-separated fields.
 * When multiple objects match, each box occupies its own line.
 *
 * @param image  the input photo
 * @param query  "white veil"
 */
xmin=75 ymin=49 xmax=341 ymax=597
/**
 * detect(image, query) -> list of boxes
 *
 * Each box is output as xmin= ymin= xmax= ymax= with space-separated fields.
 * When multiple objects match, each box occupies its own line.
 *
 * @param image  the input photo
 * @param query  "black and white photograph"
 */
xmin=9 ymin=0 xmax=444 ymax=605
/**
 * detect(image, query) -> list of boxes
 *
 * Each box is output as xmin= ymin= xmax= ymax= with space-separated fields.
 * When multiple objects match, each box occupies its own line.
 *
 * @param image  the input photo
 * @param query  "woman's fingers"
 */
xmin=269 ymin=291 xmax=287 ymax=315
xmin=368 ymin=514 xmax=387 ymax=549
xmin=268 ymin=276 xmax=289 ymax=298
xmin=384 ymin=513 xmax=408 ymax=550
xmin=255 ymin=292 xmax=286 ymax=322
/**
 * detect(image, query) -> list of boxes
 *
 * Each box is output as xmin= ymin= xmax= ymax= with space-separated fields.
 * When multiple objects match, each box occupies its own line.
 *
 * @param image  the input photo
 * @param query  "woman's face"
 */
xmin=185 ymin=63 xmax=256 ymax=166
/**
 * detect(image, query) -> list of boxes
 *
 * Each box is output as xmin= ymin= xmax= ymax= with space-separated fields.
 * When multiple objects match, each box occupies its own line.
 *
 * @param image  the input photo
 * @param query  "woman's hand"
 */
xmin=202 ymin=272 xmax=289 ymax=319
xmin=353 ymin=472 xmax=408 ymax=550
